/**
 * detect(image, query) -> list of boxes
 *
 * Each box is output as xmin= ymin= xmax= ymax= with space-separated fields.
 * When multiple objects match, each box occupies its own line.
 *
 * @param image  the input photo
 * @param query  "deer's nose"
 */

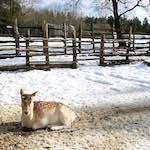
xmin=24 ymin=111 xmax=28 ymax=115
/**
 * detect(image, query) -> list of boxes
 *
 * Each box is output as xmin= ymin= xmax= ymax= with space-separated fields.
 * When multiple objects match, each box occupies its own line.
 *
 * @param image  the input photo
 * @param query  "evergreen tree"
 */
xmin=0 ymin=0 xmax=21 ymax=33
xmin=131 ymin=17 xmax=142 ymax=33
xmin=142 ymin=17 xmax=150 ymax=33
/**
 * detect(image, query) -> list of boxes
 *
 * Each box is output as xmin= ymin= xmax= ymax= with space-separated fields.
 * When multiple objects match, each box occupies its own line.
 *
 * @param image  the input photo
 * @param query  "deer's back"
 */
xmin=33 ymin=101 xmax=61 ymax=114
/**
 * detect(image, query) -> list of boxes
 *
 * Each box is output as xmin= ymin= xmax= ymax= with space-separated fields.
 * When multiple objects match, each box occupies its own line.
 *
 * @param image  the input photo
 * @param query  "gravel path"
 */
xmin=0 ymin=105 xmax=150 ymax=150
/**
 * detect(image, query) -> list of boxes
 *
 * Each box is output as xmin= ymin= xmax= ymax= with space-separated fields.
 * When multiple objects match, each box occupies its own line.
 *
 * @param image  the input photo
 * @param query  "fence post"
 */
xmin=91 ymin=21 xmax=95 ymax=53
xmin=63 ymin=23 xmax=67 ymax=54
xmin=126 ymin=26 xmax=132 ymax=63
xmin=14 ymin=18 xmax=20 ymax=56
xmin=78 ymin=23 xmax=82 ymax=53
xmin=132 ymin=27 xmax=135 ymax=51
xmin=112 ymin=25 xmax=115 ymax=52
xmin=26 ymin=30 xmax=30 ymax=66
xmin=71 ymin=26 xmax=77 ymax=68
xmin=43 ymin=21 xmax=49 ymax=65
xmin=99 ymin=34 xmax=105 ymax=66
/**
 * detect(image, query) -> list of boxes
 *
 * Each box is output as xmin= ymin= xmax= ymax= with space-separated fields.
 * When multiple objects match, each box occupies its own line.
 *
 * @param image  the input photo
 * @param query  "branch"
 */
xmin=118 ymin=0 xmax=127 ymax=5
xmin=119 ymin=0 xmax=150 ymax=17
xmin=138 ymin=3 xmax=150 ymax=8
xmin=143 ymin=7 xmax=150 ymax=17
xmin=93 ymin=0 xmax=113 ymax=14
xmin=75 ymin=0 xmax=80 ymax=5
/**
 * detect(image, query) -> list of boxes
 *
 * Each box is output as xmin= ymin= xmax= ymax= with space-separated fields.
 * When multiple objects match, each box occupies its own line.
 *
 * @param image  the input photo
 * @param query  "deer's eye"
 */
xmin=22 ymin=96 xmax=25 ymax=99
xmin=22 ymin=96 xmax=30 ymax=101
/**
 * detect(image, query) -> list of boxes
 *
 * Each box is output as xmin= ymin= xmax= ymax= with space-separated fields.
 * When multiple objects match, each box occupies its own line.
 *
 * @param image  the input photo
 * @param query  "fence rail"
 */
xmin=0 ymin=20 xmax=77 ymax=70
xmin=0 ymin=19 xmax=149 ymax=70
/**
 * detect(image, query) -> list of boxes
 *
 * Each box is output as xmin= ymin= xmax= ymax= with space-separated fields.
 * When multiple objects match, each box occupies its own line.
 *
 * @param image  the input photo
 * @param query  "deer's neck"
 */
xmin=29 ymin=102 xmax=34 ymax=120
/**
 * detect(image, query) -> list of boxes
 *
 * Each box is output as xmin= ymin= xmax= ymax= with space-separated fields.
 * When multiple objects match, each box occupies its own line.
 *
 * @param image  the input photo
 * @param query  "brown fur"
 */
xmin=20 ymin=89 xmax=76 ymax=130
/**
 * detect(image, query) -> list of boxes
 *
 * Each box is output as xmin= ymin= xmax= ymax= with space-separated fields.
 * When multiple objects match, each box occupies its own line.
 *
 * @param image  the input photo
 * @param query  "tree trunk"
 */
xmin=112 ymin=0 xmax=126 ymax=46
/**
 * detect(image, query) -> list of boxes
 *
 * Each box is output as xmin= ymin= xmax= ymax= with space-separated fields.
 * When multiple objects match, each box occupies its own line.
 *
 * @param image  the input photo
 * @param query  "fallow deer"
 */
xmin=20 ymin=89 xmax=76 ymax=130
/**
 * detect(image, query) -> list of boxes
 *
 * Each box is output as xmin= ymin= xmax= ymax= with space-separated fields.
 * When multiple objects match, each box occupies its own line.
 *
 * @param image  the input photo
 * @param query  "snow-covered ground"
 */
xmin=0 ymin=36 xmax=150 ymax=149
xmin=0 ymin=61 xmax=149 ymax=108
xmin=0 ymin=62 xmax=150 ymax=150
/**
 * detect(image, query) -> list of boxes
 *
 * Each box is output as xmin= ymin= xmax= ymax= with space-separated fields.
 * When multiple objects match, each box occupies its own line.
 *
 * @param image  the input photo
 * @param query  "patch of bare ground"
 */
xmin=0 ymin=105 xmax=150 ymax=150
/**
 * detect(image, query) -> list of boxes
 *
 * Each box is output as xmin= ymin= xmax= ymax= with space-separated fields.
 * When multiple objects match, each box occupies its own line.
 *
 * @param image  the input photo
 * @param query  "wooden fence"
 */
xmin=76 ymin=22 xmax=150 ymax=65
xmin=0 ymin=20 xmax=77 ymax=71
xmin=0 ymin=19 xmax=149 ymax=71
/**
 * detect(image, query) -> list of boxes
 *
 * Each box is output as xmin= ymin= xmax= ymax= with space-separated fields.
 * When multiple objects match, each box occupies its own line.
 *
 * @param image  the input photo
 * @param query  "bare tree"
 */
xmin=76 ymin=0 xmax=150 ymax=43
xmin=110 ymin=0 xmax=150 ymax=41
xmin=20 ymin=0 xmax=39 ymax=15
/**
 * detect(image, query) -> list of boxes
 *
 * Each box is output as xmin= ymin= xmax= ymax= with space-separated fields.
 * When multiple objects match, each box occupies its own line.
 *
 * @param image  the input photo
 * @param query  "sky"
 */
xmin=36 ymin=0 xmax=150 ymax=22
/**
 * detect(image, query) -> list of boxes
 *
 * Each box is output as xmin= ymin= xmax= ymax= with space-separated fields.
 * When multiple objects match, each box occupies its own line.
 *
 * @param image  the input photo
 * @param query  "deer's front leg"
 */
xmin=32 ymin=122 xmax=47 ymax=130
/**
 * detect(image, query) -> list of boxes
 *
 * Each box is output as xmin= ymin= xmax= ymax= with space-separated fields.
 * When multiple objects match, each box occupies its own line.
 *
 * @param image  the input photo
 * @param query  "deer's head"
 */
xmin=20 ymin=89 xmax=37 ymax=116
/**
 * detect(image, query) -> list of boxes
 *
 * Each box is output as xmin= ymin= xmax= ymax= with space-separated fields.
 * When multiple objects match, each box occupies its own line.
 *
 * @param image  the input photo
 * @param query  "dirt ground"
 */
xmin=0 ymin=105 xmax=150 ymax=150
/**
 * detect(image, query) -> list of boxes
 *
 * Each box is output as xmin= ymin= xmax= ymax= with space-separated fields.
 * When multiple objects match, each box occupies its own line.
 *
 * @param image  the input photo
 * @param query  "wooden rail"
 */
xmin=0 ymin=19 xmax=149 ymax=69
xmin=0 ymin=20 xmax=78 ymax=70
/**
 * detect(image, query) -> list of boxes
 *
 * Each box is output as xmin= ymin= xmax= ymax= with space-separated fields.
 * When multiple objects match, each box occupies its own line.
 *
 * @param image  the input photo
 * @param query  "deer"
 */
xmin=20 ymin=89 xmax=77 ymax=130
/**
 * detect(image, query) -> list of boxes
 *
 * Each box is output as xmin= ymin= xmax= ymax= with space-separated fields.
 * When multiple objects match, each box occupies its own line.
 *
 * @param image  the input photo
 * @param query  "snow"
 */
xmin=0 ymin=37 xmax=150 ymax=149
xmin=0 ymin=37 xmax=150 ymax=108
xmin=0 ymin=62 xmax=150 ymax=109
xmin=126 ymin=139 xmax=150 ymax=150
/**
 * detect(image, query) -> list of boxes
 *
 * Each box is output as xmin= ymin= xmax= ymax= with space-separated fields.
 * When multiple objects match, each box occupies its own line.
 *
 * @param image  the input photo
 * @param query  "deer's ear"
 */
xmin=20 ymin=89 xmax=24 ymax=95
xmin=31 ymin=91 xmax=37 ymax=97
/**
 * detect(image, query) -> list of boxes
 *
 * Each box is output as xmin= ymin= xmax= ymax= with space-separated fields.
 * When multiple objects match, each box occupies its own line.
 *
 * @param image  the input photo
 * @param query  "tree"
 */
xmin=142 ymin=17 xmax=150 ymax=32
xmin=130 ymin=17 xmax=142 ymax=33
xmin=110 ymin=0 xmax=150 ymax=43
xmin=76 ymin=0 xmax=150 ymax=44
xmin=0 ymin=0 xmax=21 ymax=33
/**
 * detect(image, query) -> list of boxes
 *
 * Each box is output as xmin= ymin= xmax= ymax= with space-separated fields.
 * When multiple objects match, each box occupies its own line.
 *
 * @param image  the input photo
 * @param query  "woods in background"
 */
xmin=0 ymin=0 xmax=21 ymax=33
xmin=0 ymin=0 xmax=149 ymax=36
